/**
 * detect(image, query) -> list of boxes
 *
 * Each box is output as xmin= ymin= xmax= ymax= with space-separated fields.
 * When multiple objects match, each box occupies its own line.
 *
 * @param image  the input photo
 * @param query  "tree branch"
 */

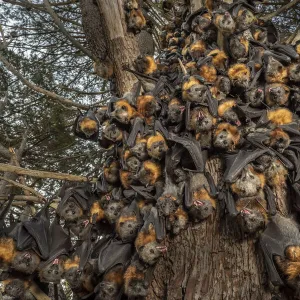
xmin=0 ymin=163 xmax=96 ymax=182
xmin=286 ymin=24 xmax=300 ymax=44
xmin=0 ymin=195 xmax=45 ymax=203
xmin=43 ymin=0 xmax=97 ymax=61
xmin=0 ymin=52 xmax=89 ymax=109
xmin=261 ymin=0 xmax=300 ymax=21
xmin=0 ymin=176 xmax=45 ymax=200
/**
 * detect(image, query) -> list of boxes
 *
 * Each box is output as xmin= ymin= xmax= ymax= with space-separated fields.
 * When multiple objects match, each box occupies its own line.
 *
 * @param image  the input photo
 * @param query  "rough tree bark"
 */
xmin=80 ymin=0 xmax=291 ymax=299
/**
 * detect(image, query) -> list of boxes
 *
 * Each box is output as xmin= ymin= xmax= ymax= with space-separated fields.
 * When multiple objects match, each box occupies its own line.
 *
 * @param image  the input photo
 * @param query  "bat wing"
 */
xmin=130 ymin=185 xmax=155 ymax=200
xmin=98 ymin=238 xmax=133 ymax=275
xmin=154 ymin=119 xmax=169 ymax=139
xmin=205 ymin=172 xmax=218 ymax=197
xmin=39 ymin=217 xmax=72 ymax=268
xmin=23 ymin=205 xmax=50 ymax=259
xmin=142 ymin=206 xmax=165 ymax=242
xmin=271 ymin=44 xmax=299 ymax=60
xmin=208 ymin=90 xmax=218 ymax=117
xmin=259 ymin=218 xmax=288 ymax=286
xmin=224 ymin=149 xmax=268 ymax=182
xmin=225 ymin=187 xmax=238 ymax=217
xmin=168 ymin=132 xmax=204 ymax=172
xmin=184 ymin=179 xmax=193 ymax=208
xmin=264 ymin=185 xmax=277 ymax=216
xmin=126 ymin=117 xmax=145 ymax=147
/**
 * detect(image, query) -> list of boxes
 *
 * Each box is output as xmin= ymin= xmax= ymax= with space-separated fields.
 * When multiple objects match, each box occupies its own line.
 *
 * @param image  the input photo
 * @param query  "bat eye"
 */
xmin=204 ymin=207 xmax=208 ymax=211
xmin=150 ymin=249 xmax=155 ymax=254
xmin=26 ymin=263 xmax=30 ymax=266
xmin=250 ymin=175 xmax=254 ymax=179
xmin=55 ymin=271 xmax=58 ymax=274
xmin=48 ymin=270 xmax=51 ymax=273
xmin=121 ymin=105 xmax=127 ymax=110
xmin=278 ymin=137 xmax=284 ymax=143
xmin=72 ymin=211 xmax=75 ymax=215
xmin=109 ymin=287 xmax=114 ymax=292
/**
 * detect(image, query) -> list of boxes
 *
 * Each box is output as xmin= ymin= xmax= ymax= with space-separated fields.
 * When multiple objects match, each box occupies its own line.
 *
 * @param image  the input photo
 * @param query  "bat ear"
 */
xmin=138 ymin=245 xmax=145 ymax=251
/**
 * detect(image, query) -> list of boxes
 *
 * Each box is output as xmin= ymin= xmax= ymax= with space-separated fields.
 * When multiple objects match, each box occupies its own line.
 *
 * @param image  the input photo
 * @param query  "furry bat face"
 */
xmin=110 ymin=100 xmax=137 ymax=124
xmin=213 ymin=123 xmax=240 ymax=151
xmin=147 ymin=133 xmax=168 ymax=160
xmin=96 ymin=266 xmax=124 ymax=300
xmin=124 ymin=265 xmax=148 ymax=297
xmin=266 ymin=128 xmax=290 ymax=153
xmin=135 ymin=160 xmax=161 ymax=186
xmin=59 ymin=198 xmax=83 ymax=222
xmin=104 ymin=201 xmax=125 ymax=224
xmin=104 ymin=161 xmax=120 ymax=184
xmin=245 ymin=87 xmax=264 ymax=107
xmin=116 ymin=216 xmax=140 ymax=242
xmin=189 ymin=107 xmax=215 ymax=132
xmin=136 ymin=241 xmax=165 ymax=265
xmin=67 ymin=218 xmax=91 ymax=239
xmin=126 ymin=156 xmax=142 ymax=173
xmin=265 ymin=159 xmax=288 ymax=187
xmin=39 ymin=258 xmax=64 ymax=283
xmin=214 ymin=12 xmax=236 ymax=35
xmin=169 ymin=206 xmax=188 ymax=235
xmin=102 ymin=122 xmax=123 ymax=143
xmin=288 ymin=63 xmax=300 ymax=82
xmin=167 ymin=99 xmax=185 ymax=124
xmin=265 ymin=83 xmax=290 ymax=107
xmin=134 ymin=55 xmax=157 ymax=75
xmin=131 ymin=140 xmax=149 ymax=161
xmin=218 ymin=100 xmax=241 ymax=126
xmin=229 ymin=35 xmax=249 ymax=60
xmin=235 ymin=8 xmax=256 ymax=31
xmin=157 ymin=194 xmax=178 ymax=217
xmin=265 ymin=57 xmax=288 ymax=84
xmin=238 ymin=207 xmax=265 ymax=234
xmin=182 ymin=77 xmax=208 ymax=103
xmin=228 ymin=64 xmax=250 ymax=90
xmin=216 ymin=76 xmax=231 ymax=95
xmin=230 ymin=166 xmax=264 ymax=198
xmin=4 ymin=279 xmax=26 ymax=298
xmin=126 ymin=9 xmax=146 ymax=33
xmin=12 ymin=251 xmax=41 ymax=274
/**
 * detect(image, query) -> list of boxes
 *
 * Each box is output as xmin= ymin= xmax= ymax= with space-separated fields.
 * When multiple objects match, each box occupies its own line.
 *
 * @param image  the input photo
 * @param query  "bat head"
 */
xmin=117 ymin=217 xmax=139 ymax=242
xmin=231 ymin=166 xmax=263 ymax=197
xmin=64 ymin=266 xmax=82 ymax=288
xmin=217 ymin=76 xmax=231 ymax=94
xmin=171 ymin=209 xmax=188 ymax=235
xmin=137 ymin=241 xmax=166 ymax=265
xmin=78 ymin=117 xmax=98 ymax=138
xmin=96 ymin=281 xmax=121 ymax=300
xmin=268 ymin=128 xmax=290 ymax=153
xmin=137 ymin=161 xmax=161 ymax=186
xmin=288 ymin=63 xmax=300 ymax=82
xmin=104 ymin=201 xmax=125 ymax=224
xmin=213 ymin=128 xmax=235 ymax=150
xmin=102 ymin=122 xmax=122 ymax=142
xmin=59 ymin=198 xmax=83 ymax=222
xmin=126 ymin=279 xmax=149 ymax=297
xmin=157 ymin=194 xmax=178 ymax=217
xmin=168 ymin=104 xmax=184 ymax=124
xmin=217 ymin=12 xmax=235 ymax=34
xmin=4 ymin=279 xmax=26 ymax=298
xmin=190 ymin=199 xmax=215 ymax=220
xmin=184 ymin=84 xmax=208 ymax=102
xmin=195 ymin=111 xmax=214 ymax=132
xmin=245 ymin=87 xmax=264 ymax=108
xmin=12 ymin=251 xmax=40 ymax=274
xmin=238 ymin=208 xmax=265 ymax=233
xmin=266 ymin=84 xmax=289 ymax=106
xmin=147 ymin=134 xmax=168 ymax=160
xmin=131 ymin=142 xmax=148 ymax=161
xmin=111 ymin=100 xmax=135 ymax=124
xmin=222 ymin=109 xmax=241 ymax=127
xmin=104 ymin=161 xmax=120 ymax=184
xmin=39 ymin=258 xmax=64 ymax=283
xmin=126 ymin=156 xmax=142 ymax=173
xmin=67 ymin=218 xmax=91 ymax=238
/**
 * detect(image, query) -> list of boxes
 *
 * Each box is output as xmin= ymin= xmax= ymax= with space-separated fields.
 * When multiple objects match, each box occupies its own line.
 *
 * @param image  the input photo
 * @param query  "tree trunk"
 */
xmin=146 ymin=158 xmax=281 ymax=300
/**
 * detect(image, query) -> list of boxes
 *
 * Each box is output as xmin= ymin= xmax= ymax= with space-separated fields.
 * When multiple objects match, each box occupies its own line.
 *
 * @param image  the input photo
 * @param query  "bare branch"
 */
xmin=0 ymin=163 xmax=96 ymax=182
xmin=261 ymin=0 xmax=300 ymax=21
xmin=43 ymin=0 xmax=97 ymax=61
xmin=59 ymin=84 xmax=110 ymax=95
xmin=286 ymin=24 xmax=300 ymax=44
xmin=0 ymin=195 xmax=45 ymax=203
xmin=0 ymin=52 xmax=89 ymax=109
xmin=0 ymin=176 xmax=46 ymax=200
